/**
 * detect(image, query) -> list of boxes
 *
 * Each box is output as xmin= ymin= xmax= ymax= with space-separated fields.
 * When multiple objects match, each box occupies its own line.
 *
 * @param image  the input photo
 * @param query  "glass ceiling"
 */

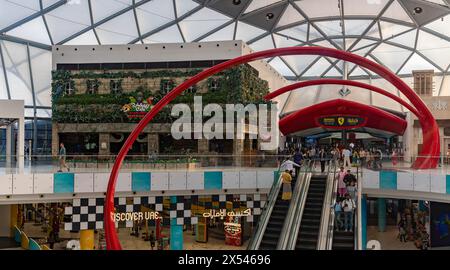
xmin=0 ymin=0 xmax=450 ymax=118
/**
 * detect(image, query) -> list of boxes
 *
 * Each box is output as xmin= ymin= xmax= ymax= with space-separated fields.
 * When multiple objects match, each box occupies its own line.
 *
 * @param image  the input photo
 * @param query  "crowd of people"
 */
xmin=279 ymin=143 xmax=401 ymax=171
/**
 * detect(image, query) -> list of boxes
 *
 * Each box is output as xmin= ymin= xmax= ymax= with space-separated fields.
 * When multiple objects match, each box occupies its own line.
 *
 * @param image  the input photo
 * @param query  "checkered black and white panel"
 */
xmin=170 ymin=196 xmax=198 ymax=226
xmin=64 ymin=196 xmax=166 ymax=231
xmin=64 ymin=194 xmax=266 ymax=231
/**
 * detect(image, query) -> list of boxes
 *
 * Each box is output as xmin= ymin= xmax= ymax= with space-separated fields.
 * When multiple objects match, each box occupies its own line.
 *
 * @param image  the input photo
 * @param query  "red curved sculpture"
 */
xmin=264 ymin=79 xmax=421 ymax=117
xmin=279 ymin=99 xmax=407 ymax=136
xmin=104 ymin=46 xmax=440 ymax=250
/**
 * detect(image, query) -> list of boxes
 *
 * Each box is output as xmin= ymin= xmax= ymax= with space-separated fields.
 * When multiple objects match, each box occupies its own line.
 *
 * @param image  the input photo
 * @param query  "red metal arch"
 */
xmin=278 ymin=99 xmax=408 ymax=136
xmin=104 ymin=46 xmax=440 ymax=250
xmin=264 ymin=79 xmax=421 ymax=117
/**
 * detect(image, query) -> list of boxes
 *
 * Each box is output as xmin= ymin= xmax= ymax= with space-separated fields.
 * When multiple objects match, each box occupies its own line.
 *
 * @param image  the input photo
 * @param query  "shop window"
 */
xmin=444 ymin=127 xmax=450 ymax=136
xmin=110 ymin=79 xmax=122 ymax=94
xmin=63 ymin=81 xmax=75 ymax=96
xmin=413 ymin=70 xmax=434 ymax=96
xmin=86 ymin=79 xmax=99 ymax=94
xmin=160 ymin=79 xmax=175 ymax=94
xmin=209 ymin=79 xmax=220 ymax=92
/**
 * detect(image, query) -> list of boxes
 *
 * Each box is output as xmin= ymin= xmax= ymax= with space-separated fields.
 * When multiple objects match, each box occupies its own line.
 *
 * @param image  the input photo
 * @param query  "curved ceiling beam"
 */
xmin=104 ymin=46 xmax=440 ymax=250
xmin=264 ymin=79 xmax=421 ymax=118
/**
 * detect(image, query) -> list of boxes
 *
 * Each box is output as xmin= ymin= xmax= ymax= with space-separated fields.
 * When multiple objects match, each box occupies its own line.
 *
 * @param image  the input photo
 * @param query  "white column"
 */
xmin=17 ymin=117 xmax=24 ymax=172
xmin=6 ymin=124 xmax=11 ymax=168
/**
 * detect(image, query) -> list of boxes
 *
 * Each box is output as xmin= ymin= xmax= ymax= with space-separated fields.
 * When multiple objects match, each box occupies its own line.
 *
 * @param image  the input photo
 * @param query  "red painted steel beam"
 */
xmin=278 ymin=99 xmax=407 ymax=136
xmin=264 ymin=79 xmax=421 ymax=118
xmin=104 ymin=46 xmax=440 ymax=250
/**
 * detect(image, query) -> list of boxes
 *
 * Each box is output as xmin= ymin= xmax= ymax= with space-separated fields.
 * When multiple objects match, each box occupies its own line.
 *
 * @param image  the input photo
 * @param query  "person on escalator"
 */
xmin=280 ymin=157 xmax=301 ymax=177
xmin=281 ymin=170 xmax=293 ymax=201
xmin=337 ymin=167 xmax=347 ymax=198
xmin=333 ymin=198 xmax=344 ymax=231
xmin=342 ymin=194 xmax=356 ymax=232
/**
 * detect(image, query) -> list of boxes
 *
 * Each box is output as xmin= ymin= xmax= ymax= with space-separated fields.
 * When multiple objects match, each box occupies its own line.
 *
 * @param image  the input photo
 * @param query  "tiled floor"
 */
xmin=21 ymin=222 xmax=247 ymax=250
xmin=367 ymin=226 xmax=417 ymax=250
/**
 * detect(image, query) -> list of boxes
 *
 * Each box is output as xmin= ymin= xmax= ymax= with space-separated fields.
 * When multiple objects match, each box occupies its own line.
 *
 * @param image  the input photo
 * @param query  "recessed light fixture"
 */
xmin=232 ymin=0 xmax=241 ymax=5
xmin=413 ymin=6 xmax=423 ymax=14
xmin=266 ymin=13 xmax=274 ymax=20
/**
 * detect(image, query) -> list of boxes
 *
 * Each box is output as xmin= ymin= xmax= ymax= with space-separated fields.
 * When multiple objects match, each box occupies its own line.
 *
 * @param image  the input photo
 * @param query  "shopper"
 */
xmin=346 ymin=180 xmax=357 ymax=201
xmin=392 ymin=149 xmax=398 ymax=166
xmin=149 ymin=231 xmax=156 ymax=250
xmin=398 ymin=219 xmax=407 ymax=243
xmin=342 ymin=193 xmax=356 ymax=232
xmin=293 ymin=148 xmax=303 ymax=177
xmin=58 ymin=142 xmax=69 ymax=172
xmin=333 ymin=198 xmax=343 ymax=231
xmin=343 ymin=169 xmax=356 ymax=186
xmin=318 ymin=148 xmax=327 ymax=173
xmin=337 ymin=167 xmax=347 ymax=198
xmin=281 ymin=169 xmax=293 ymax=200
xmin=280 ymin=157 xmax=301 ymax=177
xmin=342 ymin=147 xmax=351 ymax=168
xmin=359 ymin=148 xmax=366 ymax=167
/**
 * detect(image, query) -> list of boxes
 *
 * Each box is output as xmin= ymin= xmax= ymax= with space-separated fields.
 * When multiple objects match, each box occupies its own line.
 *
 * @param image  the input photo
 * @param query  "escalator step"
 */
xmin=296 ymin=244 xmax=316 ymax=250
xmin=301 ymin=218 xmax=321 ymax=224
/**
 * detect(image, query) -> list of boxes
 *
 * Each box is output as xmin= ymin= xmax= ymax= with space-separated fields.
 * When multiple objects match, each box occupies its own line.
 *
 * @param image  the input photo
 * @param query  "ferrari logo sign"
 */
xmin=338 ymin=117 xmax=345 ymax=126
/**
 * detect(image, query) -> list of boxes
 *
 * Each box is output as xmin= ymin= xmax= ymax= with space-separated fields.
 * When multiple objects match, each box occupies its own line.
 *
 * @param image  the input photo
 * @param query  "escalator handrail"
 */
xmin=285 ymin=160 xmax=314 ymax=250
xmin=318 ymin=160 xmax=338 ymax=250
xmin=247 ymin=163 xmax=285 ymax=250
xmin=277 ymin=160 xmax=312 ymax=249
xmin=355 ymin=165 xmax=363 ymax=250
xmin=325 ymin=162 xmax=339 ymax=249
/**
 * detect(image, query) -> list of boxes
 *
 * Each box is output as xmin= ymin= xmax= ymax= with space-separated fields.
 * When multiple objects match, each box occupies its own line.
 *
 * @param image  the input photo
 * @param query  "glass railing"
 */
xmin=0 ymin=154 xmax=292 ymax=174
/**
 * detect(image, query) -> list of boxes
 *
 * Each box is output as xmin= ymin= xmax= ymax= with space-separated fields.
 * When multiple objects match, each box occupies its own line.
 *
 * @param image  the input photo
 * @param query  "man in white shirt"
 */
xmin=280 ymin=158 xmax=301 ymax=176
xmin=342 ymin=147 xmax=351 ymax=168
xmin=342 ymin=194 xmax=356 ymax=232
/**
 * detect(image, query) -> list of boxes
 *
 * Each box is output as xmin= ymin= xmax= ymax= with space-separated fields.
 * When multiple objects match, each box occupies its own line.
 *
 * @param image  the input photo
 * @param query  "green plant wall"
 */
xmin=52 ymin=65 xmax=270 ymax=123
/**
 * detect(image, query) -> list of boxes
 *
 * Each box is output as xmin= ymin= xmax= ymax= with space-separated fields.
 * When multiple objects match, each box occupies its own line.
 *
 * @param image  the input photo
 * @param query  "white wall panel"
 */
xmin=397 ymin=172 xmax=414 ymax=191
xmin=74 ymin=173 xmax=94 ymax=193
xmin=0 ymin=174 xmax=13 ymax=195
xmin=151 ymin=172 xmax=169 ymax=191
xmin=414 ymin=173 xmax=431 ymax=192
xmin=169 ymin=172 xmax=187 ymax=190
xmin=239 ymin=171 xmax=257 ymax=189
xmin=362 ymin=170 xmax=379 ymax=189
xmin=33 ymin=173 xmax=53 ymax=194
xmin=186 ymin=172 xmax=204 ymax=190
xmin=430 ymin=173 xmax=446 ymax=194
xmin=12 ymin=174 xmax=33 ymax=195
xmin=116 ymin=173 xmax=132 ymax=192
xmin=223 ymin=171 xmax=240 ymax=189
xmin=257 ymin=171 xmax=274 ymax=189
xmin=94 ymin=173 xmax=109 ymax=193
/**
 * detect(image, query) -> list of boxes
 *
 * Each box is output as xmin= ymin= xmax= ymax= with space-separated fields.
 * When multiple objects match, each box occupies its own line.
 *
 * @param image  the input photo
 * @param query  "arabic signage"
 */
xmin=224 ymin=215 xmax=243 ymax=246
xmin=121 ymin=92 xmax=154 ymax=119
xmin=317 ymin=115 xmax=366 ymax=129
xmin=202 ymin=209 xmax=252 ymax=219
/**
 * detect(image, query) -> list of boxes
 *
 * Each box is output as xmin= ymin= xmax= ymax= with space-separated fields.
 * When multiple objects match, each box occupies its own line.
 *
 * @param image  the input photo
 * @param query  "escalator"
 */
xmin=332 ymin=230 xmax=354 ymax=250
xmin=295 ymin=174 xmax=327 ymax=250
xmin=258 ymin=176 xmax=297 ymax=250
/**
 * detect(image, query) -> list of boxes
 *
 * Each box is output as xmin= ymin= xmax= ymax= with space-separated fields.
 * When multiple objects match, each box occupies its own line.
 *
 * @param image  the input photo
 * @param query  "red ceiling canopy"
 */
xmin=279 ymin=99 xmax=407 ymax=136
